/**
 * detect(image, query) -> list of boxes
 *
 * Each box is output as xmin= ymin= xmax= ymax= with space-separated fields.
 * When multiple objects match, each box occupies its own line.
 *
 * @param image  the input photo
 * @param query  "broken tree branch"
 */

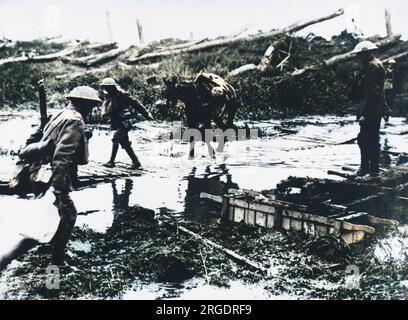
xmin=0 ymin=40 xmax=83 ymax=66
xmin=82 ymin=42 xmax=118 ymax=52
xmin=127 ymin=39 xmax=210 ymax=64
xmin=176 ymin=225 xmax=268 ymax=273
xmin=55 ymin=61 xmax=160 ymax=81
xmin=228 ymin=9 xmax=344 ymax=77
xmin=229 ymin=40 xmax=294 ymax=77
xmin=292 ymin=36 xmax=402 ymax=76
xmin=63 ymin=47 xmax=126 ymax=67
xmin=382 ymin=50 xmax=408 ymax=63
xmin=85 ymin=48 xmax=126 ymax=67
xmin=128 ymin=8 xmax=345 ymax=64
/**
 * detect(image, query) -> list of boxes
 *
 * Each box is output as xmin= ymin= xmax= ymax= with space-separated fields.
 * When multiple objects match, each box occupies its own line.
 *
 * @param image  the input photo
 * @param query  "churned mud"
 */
xmin=1 ymin=110 xmax=408 ymax=299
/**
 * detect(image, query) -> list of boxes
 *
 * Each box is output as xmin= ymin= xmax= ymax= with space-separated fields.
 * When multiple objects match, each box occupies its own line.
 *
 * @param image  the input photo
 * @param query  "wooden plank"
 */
xmin=249 ymin=202 xmax=276 ymax=214
xmin=255 ymin=212 xmax=267 ymax=227
xmin=266 ymin=214 xmax=275 ymax=228
xmin=176 ymin=225 xmax=268 ymax=273
xmin=341 ymin=221 xmax=375 ymax=234
xmin=342 ymin=231 xmax=366 ymax=244
xmin=234 ymin=207 xmax=245 ymax=223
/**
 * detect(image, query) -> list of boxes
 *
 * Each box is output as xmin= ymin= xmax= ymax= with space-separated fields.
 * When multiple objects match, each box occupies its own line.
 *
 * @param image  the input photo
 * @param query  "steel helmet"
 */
xmin=352 ymin=41 xmax=378 ymax=54
xmin=100 ymin=77 xmax=118 ymax=87
xmin=66 ymin=86 xmax=101 ymax=103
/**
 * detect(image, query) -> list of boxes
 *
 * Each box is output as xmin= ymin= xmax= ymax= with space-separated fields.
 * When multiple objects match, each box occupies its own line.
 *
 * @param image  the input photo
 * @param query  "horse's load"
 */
xmin=194 ymin=72 xmax=236 ymax=102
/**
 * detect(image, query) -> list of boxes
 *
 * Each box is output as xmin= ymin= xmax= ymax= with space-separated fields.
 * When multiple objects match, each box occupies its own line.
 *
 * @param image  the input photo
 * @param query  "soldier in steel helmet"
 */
xmin=99 ymin=78 xmax=153 ymax=170
xmin=41 ymin=86 xmax=101 ymax=265
xmin=350 ymin=41 xmax=391 ymax=177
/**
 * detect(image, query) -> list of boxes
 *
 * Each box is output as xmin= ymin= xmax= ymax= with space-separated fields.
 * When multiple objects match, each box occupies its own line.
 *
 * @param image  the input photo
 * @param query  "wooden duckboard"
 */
xmin=0 ymin=161 xmax=144 ymax=195
xmin=217 ymin=190 xmax=394 ymax=245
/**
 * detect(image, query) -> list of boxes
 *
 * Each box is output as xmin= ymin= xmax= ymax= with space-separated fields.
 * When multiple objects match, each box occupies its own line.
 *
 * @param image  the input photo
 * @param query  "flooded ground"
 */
xmin=0 ymin=110 xmax=408 ymax=300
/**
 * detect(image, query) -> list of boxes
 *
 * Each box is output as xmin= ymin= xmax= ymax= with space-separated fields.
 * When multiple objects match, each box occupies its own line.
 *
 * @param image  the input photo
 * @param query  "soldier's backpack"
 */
xmin=9 ymin=129 xmax=55 ymax=197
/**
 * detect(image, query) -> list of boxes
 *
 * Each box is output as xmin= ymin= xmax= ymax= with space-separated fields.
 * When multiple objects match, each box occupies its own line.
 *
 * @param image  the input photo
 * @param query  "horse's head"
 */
xmin=163 ymin=75 xmax=180 ymax=107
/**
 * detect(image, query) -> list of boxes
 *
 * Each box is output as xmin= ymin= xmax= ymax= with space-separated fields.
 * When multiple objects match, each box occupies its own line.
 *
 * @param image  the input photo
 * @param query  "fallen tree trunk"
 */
xmin=382 ymin=50 xmax=408 ymax=63
xmin=128 ymin=8 xmax=345 ymax=64
xmin=228 ymin=10 xmax=344 ymax=77
xmin=228 ymin=64 xmax=258 ymax=77
xmin=82 ymin=42 xmax=118 ymax=52
xmin=229 ymin=44 xmax=278 ymax=77
xmin=56 ymin=61 xmax=160 ymax=81
xmin=127 ymin=39 xmax=210 ymax=64
xmin=63 ymin=47 xmax=126 ymax=67
xmin=85 ymin=48 xmax=126 ymax=67
xmin=292 ymin=36 xmax=402 ymax=76
xmin=157 ymin=38 xmax=209 ymax=52
xmin=0 ymin=41 xmax=83 ymax=66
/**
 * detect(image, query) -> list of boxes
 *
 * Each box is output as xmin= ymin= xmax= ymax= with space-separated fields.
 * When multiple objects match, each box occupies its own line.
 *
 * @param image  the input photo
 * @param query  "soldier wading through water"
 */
xmin=18 ymin=86 xmax=101 ymax=265
xmin=100 ymin=78 xmax=153 ymax=170
xmin=350 ymin=41 xmax=391 ymax=177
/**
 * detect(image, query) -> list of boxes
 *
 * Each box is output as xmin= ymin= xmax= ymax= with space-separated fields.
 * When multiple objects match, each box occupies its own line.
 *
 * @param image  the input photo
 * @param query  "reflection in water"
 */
xmin=111 ymin=179 xmax=134 ymax=217
xmin=184 ymin=165 xmax=239 ymax=222
xmin=382 ymin=138 xmax=392 ymax=166
xmin=0 ymin=239 xmax=38 ymax=271
xmin=2 ymin=113 xmax=408 ymax=298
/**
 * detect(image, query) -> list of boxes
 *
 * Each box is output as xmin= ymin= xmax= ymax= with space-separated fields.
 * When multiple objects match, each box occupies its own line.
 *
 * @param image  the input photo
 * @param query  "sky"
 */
xmin=0 ymin=0 xmax=407 ymax=47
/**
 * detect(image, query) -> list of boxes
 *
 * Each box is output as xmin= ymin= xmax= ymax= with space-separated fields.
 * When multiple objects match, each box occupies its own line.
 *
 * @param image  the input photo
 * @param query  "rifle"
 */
xmin=38 ymin=79 xmax=47 ymax=129
xmin=8 ymin=79 xmax=49 ymax=194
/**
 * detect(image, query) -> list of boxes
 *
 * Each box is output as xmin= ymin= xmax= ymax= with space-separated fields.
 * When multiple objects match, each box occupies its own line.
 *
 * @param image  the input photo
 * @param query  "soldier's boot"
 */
xmin=356 ymin=152 xmax=370 ymax=177
xmin=369 ymin=155 xmax=380 ymax=177
xmin=123 ymin=145 xmax=141 ymax=170
xmin=50 ymin=195 xmax=77 ymax=266
xmin=104 ymin=143 xmax=119 ymax=168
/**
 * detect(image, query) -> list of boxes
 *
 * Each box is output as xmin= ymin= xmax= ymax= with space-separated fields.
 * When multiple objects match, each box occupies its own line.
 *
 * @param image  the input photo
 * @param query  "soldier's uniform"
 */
xmin=353 ymin=44 xmax=390 ymax=176
xmin=102 ymin=88 xmax=150 ymax=148
xmin=11 ymin=86 xmax=100 ymax=265
xmin=384 ymin=59 xmax=396 ymax=113
xmin=100 ymin=78 xmax=152 ymax=169
xmin=43 ymin=106 xmax=90 ymax=264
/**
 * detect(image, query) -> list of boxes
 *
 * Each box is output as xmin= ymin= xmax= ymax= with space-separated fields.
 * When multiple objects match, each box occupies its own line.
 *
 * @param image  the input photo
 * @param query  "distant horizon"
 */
xmin=0 ymin=0 xmax=407 ymax=48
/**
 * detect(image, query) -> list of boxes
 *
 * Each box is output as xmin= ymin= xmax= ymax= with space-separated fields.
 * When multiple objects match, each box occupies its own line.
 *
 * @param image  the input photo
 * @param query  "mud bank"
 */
xmin=1 ymin=32 xmax=408 ymax=120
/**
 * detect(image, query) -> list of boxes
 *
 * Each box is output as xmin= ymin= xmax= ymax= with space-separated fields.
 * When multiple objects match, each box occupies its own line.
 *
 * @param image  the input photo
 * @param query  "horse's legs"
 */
xmin=202 ymin=120 xmax=216 ymax=158
xmin=187 ymin=121 xmax=199 ymax=159
xmin=225 ymin=99 xmax=239 ymax=130
xmin=213 ymin=115 xmax=227 ymax=131
xmin=189 ymin=135 xmax=195 ymax=159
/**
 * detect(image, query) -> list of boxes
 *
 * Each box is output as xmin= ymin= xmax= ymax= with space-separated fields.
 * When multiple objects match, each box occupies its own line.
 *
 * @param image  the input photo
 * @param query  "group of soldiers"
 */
xmin=15 ymin=78 xmax=152 ymax=264
xmin=13 ymin=39 xmax=396 ymax=265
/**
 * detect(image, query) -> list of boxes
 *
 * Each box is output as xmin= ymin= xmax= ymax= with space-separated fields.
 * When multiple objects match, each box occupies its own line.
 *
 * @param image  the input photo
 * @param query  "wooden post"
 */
xmin=136 ymin=19 xmax=144 ymax=44
xmin=0 ymin=19 xmax=5 ymax=39
xmin=106 ymin=11 xmax=114 ymax=43
xmin=385 ymin=9 xmax=393 ymax=38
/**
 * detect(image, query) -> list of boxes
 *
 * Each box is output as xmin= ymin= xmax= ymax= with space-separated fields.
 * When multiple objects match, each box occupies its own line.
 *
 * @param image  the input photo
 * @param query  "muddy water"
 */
xmin=0 ymin=110 xmax=408 ymax=299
